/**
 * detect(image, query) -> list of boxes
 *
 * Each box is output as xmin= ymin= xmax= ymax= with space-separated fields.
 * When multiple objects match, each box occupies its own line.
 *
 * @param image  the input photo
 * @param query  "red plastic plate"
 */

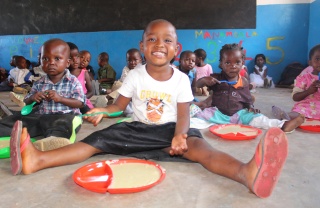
xmin=209 ymin=124 xmax=262 ymax=140
xmin=299 ymin=119 xmax=320 ymax=132
xmin=73 ymin=158 xmax=166 ymax=194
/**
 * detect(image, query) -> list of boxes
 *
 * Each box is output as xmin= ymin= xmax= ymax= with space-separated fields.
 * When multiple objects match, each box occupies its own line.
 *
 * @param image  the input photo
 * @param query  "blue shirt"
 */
xmin=25 ymin=69 xmax=85 ymax=114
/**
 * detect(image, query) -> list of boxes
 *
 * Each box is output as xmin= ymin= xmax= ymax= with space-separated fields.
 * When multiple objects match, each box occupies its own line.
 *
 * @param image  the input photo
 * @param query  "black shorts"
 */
xmin=81 ymin=121 xmax=203 ymax=161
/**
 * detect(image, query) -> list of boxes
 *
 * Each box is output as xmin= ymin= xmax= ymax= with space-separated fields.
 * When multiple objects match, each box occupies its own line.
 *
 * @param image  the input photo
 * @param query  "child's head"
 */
xmin=79 ymin=50 xmax=91 ymax=69
xmin=15 ymin=56 xmax=27 ymax=69
xmin=10 ymin=55 xmax=19 ymax=67
xmin=126 ymin=48 xmax=142 ymax=69
xmin=41 ymin=38 xmax=70 ymax=77
xmin=254 ymin=54 xmax=266 ymax=67
xmin=66 ymin=42 xmax=80 ymax=70
xmin=98 ymin=52 xmax=109 ymax=67
xmin=194 ymin=49 xmax=207 ymax=67
xmin=179 ymin=50 xmax=196 ymax=71
xmin=139 ymin=19 xmax=178 ymax=67
xmin=219 ymin=43 xmax=244 ymax=79
xmin=308 ymin=44 xmax=320 ymax=73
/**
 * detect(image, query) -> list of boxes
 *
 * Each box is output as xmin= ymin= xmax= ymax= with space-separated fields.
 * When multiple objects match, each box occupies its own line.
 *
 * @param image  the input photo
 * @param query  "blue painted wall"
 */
xmin=0 ymin=3 xmax=313 ymax=83
xmin=308 ymin=0 xmax=320 ymax=55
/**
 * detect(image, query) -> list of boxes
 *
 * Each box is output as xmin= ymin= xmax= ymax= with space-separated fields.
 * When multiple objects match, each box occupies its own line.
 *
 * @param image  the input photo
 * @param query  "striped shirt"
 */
xmin=25 ymin=69 xmax=85 ymax=114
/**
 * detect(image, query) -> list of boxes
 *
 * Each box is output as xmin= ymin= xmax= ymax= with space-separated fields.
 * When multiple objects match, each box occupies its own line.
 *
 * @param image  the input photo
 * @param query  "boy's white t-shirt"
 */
xmin=118 ymin=64 xmax=193 ymax=124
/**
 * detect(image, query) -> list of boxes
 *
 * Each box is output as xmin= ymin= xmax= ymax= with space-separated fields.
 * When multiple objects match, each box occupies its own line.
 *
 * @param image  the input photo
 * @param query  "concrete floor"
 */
xmin=0 ymin=88 xmax=319 ymax=208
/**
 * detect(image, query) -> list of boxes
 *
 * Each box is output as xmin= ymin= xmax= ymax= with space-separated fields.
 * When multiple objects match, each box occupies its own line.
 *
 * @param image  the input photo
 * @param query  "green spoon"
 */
xmin=21 ymin=101 xmax=37 ymax=115
xmin=80 ymin=111 xmax=123 ymax=118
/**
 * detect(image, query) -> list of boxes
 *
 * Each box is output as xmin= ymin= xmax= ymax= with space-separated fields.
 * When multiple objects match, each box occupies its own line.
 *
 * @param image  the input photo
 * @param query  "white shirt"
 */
xmin=118 ymin=64 xmax=193 ymax=124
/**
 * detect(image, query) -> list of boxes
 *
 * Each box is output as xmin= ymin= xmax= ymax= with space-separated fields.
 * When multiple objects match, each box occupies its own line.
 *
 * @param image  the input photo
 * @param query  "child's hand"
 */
xmin=83 ymin=108 xmax=106 ymax=126
xmin=307 ymin=80 xmax=320 ymax=94
xmin=248 ymin=108 xmax=260 ymax=114
xmin=44 ymin=90 xmax=61 ymax=102
xmin=203 ymin=77 xmax=220 ymax=86
xmin=32 ymin=91 xmax=47 ymax=103
xmin=169 ymin=133 xmax=188 ymax=156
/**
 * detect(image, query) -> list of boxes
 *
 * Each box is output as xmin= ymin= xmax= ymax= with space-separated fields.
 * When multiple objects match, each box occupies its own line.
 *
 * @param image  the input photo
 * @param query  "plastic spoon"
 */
xmin=80 ymin=111 xmax=123 ymax=118
xmin=21 ymin=101 xmax=37 ymax=116
xmin=219 ymin=80 xmax=237 ymax=85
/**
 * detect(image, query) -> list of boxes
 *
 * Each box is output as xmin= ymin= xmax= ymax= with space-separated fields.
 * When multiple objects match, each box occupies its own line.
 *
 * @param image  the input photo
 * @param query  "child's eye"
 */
xmin=55 ymin=57 xmax=61 ymax=61
xmin=147 ymin=38 xmax=156 ymax=42
xmin=225 ymin=62 xmax=230 ymax=65
xmin=42 ymin=57 xmax=48 ymax=61
xmin=165 ymin=39 xmax=172 ymax=43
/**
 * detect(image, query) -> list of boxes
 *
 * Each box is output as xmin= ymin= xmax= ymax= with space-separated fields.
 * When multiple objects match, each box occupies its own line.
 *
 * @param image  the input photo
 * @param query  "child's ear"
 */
xmin=139 ymin=41 xmax=144 ymax=53
xmin=66 ymin=58 xmax=71 ymax=68
xmin=174 ymin=44 xmax=179 ymax=56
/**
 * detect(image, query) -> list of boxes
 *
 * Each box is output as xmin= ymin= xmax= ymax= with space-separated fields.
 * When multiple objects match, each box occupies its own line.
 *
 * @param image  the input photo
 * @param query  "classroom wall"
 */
xmin=0 ymin=1 xmax=315 ymax=83
xmin=308 ymin=0 xmax=320 ymax=54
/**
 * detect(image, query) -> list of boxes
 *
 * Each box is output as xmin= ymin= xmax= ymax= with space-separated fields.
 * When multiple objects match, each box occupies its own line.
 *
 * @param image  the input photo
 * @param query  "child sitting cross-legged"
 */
xmin=11 ymin=20 xmax=292 ymax=198
xmin=194 ymin=43 xmax=304 ymax=133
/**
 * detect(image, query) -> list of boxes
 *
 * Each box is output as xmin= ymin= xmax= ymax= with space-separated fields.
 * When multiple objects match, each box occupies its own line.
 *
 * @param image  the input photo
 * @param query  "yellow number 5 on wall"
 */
xmin=266 ymin=36 xmax=285 ymax=65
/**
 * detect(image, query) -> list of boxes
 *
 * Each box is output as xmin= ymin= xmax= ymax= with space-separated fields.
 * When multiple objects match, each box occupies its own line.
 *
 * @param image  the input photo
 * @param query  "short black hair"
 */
xmin=218 ymin=43 xmax=245 ymax=69
xmin=180 ymin=50 xmax=194 ymax=60
xmin=309 ymin=44 xmax=320 ymax=60
xmin=66 ymin=42 xmax=78 ymax=51
xmin=126 ymin=48 xmax=141 ymax=57
xmin=194 ymin=48 xmax=207 ymax=60
xmin=254 ymin=54 xmax=266 ymax=63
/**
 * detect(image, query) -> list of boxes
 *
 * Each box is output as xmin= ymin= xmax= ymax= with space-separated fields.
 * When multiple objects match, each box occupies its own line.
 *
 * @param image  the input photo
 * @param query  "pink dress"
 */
xmin=195 ymin=64 xmax=213 ymax=81
xmin=292 ymin=72 xmax=320 ymax=119
xmin=77 ymin=69 xmax=94 ymax=108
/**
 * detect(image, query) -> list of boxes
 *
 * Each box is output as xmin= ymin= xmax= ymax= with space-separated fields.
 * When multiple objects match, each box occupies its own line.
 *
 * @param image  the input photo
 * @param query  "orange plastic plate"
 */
xmin=299 ymin=119 xmax=320 ymax=132
xmin=209 ymin=124 xmax=262 ymax=140
xmin=73 ymin=158 xmax=166 ymax=194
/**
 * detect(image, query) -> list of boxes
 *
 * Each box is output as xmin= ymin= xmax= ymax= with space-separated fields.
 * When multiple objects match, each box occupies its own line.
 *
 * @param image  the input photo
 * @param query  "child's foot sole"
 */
xmin=10 ymin=121 xmax=23 ymax=175
xmin=252 ymin=127 xmax=288 ymax=198
xmin=33 ymin=137 xmax=71 ymax=151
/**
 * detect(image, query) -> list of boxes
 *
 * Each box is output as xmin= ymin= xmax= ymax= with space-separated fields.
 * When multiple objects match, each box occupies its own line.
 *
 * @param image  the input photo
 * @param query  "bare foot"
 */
xmin=20 ymin=128 xmax=42 ymax=174
xmin=281 ymin=114 xmax=305 ymax=132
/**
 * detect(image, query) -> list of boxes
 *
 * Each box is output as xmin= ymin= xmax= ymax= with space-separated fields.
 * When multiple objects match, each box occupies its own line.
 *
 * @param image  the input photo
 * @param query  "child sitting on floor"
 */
xmin=97 ymin=52 xmax=116 ymax=94
xmin=108 ymin=48 xmax=142 ymax=100
xmin=272 ymin=44 xmax=320 ymax=120
xmin=250 ymin=54 xmax=274 ymax=88
xmin=195 ymin=43 xmax=304 ymax=132
xmin=11 ymin=19 xmax=290 ymax=199
xmin=1 ymin=38 xmax=85 ymax=151
xmin=8 ymin=56 xmax=35 ymax=107
xmin=178 ymin=50 xmax=197 ymax=95
xmin=67 ymin=44 xmax=94 ymax=113
xmin=194 ymin=48 xmax=213 ymax=96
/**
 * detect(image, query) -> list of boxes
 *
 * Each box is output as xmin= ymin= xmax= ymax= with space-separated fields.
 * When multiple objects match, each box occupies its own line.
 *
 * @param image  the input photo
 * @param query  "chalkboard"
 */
xmin=0 ymin=0 xmax=256 ymax=35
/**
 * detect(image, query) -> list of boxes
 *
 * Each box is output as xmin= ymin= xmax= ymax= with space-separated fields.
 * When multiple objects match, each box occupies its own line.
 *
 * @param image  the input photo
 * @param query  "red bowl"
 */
xmin=73 ymin=158 xmax=166 ymax=194
xmin=299 ymin=119 xmax=320 ymax=132
xmin=209 ymin=124 xmax=262 ymax=140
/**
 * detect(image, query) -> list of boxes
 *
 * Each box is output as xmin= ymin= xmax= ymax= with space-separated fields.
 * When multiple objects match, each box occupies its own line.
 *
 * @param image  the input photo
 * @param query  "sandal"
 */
xmin=272 ymin=106 xmax=290 ymax=120
xmin=10 ymin=120 xmax=30 ymax=175
xmin=252 ymin=127 xmax=288 ymax=198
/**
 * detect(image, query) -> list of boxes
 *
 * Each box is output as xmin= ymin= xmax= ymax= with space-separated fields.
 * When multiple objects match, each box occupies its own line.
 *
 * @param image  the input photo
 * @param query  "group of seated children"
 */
xmin=8 ymin=20 xmax=313 ymax=199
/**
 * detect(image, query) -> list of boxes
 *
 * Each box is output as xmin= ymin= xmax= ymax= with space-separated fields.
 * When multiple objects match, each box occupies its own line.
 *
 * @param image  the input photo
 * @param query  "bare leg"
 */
xmin=181 ymin=137 xmax=250 ymax=186
xmin=281 ymin=114 xmax=305 ymax=132
xmin=20 ymin=128 xmax=102 ymax=174
xmin=180 ymin=127 xmax=288 ymax=198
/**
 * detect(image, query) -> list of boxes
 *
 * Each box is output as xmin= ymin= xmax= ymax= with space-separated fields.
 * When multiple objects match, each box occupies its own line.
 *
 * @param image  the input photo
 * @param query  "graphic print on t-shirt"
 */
xmin=146 ymin=98 xmax=164 ymax=123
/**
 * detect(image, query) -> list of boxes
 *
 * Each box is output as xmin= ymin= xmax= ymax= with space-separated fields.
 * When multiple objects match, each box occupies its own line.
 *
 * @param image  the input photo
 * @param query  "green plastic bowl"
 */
xmin=0 ymin=136 xmax=36 ymax=159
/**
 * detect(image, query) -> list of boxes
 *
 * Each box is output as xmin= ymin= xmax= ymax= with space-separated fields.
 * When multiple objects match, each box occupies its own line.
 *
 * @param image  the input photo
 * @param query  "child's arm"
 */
xmin=293 ymin=80 xmax=320 ymax=101
xmin=196 ymin=76 xmax=220 ymax=88
xmin=84 ymin=94 xmax=131 ymax=126
xmin=262 ymin=67 xmax=268 ymax=79
xmin=170 ymin=102 xmax=190 ymax=156
xmin=44 ymin=90 xmax=83 ymax=108
xmin=84 ymin=70 xmax=94 ymax=99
